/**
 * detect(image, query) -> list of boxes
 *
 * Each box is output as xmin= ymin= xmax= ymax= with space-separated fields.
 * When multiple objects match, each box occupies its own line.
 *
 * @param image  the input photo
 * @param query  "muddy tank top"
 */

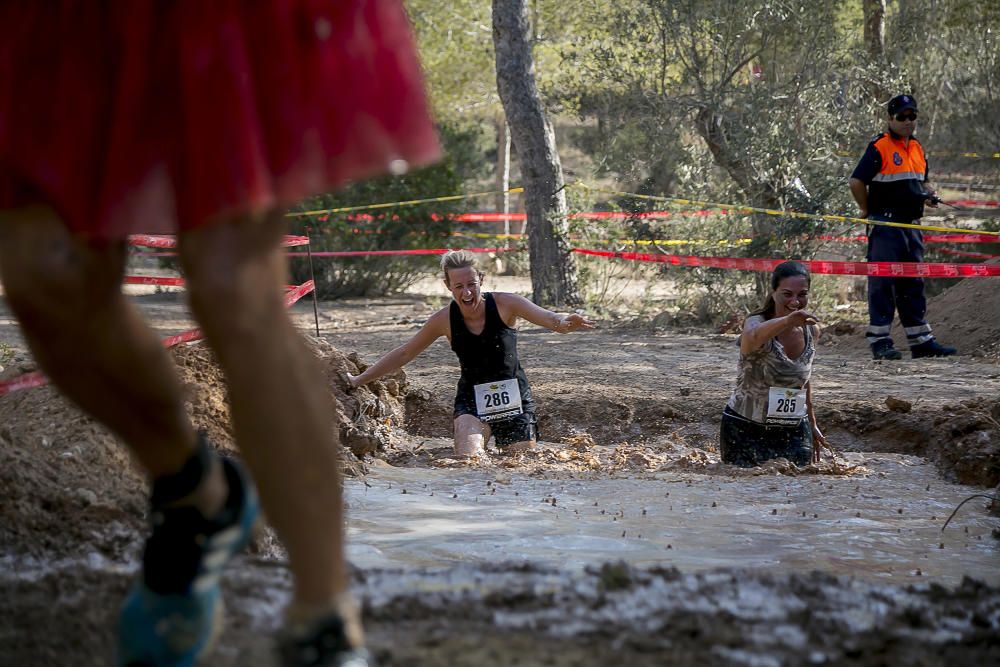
xmin=450 ymin=292 xmax=533 ymax=420
xmin=726 ymin=315 xmax=816 ymax=424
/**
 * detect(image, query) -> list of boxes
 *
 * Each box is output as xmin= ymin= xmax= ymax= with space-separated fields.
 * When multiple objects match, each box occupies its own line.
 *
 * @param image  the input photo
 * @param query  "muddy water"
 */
xmin=346 ymin=452 xmax=998 ymax=586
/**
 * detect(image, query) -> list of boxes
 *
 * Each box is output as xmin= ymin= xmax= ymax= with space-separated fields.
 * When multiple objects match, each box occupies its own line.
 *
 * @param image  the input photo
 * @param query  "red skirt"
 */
xmin=0 ymin=0 xmax=440 ymax=240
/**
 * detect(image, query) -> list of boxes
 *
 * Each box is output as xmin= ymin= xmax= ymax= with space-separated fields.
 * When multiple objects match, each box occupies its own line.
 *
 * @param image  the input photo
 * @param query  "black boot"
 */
xmin=911 ymin=339 xmax=957 ymax=358
xmin=871 ymin=340 xmax=903 ymax=360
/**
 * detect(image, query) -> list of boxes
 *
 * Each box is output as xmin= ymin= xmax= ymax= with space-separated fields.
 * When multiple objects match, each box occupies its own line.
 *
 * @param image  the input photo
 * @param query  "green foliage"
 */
xmin=408 ymin=1 xmax=500 ymax=127
xmin=287 ymin=125 xmax=488 ymax=299
xmin=886 ymin=1 xmax=1000 ymax=179
xmin=400 ymin=0 xmax=997 ymax=321
xmin=0 ymin=341 xmax=13 ymax=367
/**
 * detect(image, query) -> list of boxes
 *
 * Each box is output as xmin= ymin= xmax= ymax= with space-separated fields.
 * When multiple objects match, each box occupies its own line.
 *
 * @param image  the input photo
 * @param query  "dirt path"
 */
xmin=1 ymin=279 xmax=999 ymax=666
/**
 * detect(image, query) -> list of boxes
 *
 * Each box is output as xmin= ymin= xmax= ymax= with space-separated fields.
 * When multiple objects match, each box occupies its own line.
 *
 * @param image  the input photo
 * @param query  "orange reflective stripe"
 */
xmin=874 ymin=133 xmax=926 ymax=179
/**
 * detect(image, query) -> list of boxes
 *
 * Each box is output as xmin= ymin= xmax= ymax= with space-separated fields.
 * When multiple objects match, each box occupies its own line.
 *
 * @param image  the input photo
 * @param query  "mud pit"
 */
xmin=1 ymin=277 xmax=999 ymax=665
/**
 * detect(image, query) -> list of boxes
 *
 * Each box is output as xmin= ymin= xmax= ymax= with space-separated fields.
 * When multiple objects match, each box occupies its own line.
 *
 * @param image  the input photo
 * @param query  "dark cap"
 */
xmin=888 ymin=94 xmax=917 ymax=115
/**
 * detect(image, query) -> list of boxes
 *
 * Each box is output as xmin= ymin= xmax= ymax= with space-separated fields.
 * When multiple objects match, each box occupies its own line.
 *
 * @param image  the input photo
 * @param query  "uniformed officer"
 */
xmin=848 ymin=94 xmax=957 ymax=360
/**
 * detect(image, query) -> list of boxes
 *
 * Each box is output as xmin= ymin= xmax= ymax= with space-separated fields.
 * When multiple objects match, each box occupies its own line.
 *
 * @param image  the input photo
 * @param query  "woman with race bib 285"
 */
xmin=721 ymin=261 xmax=828 ymax=467
xmin=348 ymin=250 xmax=595 ymax=457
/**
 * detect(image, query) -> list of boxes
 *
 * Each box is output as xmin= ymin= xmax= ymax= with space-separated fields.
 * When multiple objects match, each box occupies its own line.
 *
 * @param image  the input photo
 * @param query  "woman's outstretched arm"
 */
xmin=496 ymin=293 xmax=596 ymax=333
xmin=740 ymin=310 xmax=818 ymax=356
xmin=348 ymin=309 xmax=448 ymax=388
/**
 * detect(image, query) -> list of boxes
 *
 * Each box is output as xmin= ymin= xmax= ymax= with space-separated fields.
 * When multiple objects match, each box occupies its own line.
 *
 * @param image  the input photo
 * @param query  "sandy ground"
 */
xmin=1 ymin=274 xmax=999 ymax=666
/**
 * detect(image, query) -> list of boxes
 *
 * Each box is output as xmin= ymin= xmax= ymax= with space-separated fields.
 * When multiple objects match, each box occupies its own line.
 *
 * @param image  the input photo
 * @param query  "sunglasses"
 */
xmin=894 ymin=112 xmax=918 ymax=121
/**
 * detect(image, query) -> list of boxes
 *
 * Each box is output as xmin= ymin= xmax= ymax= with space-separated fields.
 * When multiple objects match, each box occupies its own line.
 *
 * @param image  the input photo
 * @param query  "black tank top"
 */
xmin=449 ymin=292 xmax=533 ymax=416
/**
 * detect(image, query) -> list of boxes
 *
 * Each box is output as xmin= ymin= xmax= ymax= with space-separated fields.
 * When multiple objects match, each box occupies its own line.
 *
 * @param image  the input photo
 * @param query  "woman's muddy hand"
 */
xmin=811 ymin=424 xmax=827 ymax=463
xmin=788 ymin=310 xmax=819 ymax=328
xmin=345 ymin=372 xmax=360 ymax=390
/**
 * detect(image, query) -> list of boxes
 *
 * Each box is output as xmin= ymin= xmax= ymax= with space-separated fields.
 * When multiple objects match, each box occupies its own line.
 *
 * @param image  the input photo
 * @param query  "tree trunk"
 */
xmin=863 ymin=0 xmax=886 ymax=61
xmin=863 ymin=0 xmax=887 ymax=106
xmin=492 ymin=0 xmax=582 ymax=307
xmin=695 ymin=106 xmax=783 ymax=298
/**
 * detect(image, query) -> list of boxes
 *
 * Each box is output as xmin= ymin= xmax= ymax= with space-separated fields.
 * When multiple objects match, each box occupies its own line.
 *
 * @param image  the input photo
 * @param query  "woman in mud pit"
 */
xmin=720 ymin=260 xmax=828 ymax=466
xmin=348 ymin=249 xmax=595 ymax=457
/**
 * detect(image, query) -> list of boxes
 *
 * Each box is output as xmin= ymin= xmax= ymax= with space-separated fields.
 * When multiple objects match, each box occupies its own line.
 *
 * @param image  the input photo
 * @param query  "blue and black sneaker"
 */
xmin=117 ymin=455 xmax=259 ymax=667
xmin=278 ymin=613 xmax=373 ymax=667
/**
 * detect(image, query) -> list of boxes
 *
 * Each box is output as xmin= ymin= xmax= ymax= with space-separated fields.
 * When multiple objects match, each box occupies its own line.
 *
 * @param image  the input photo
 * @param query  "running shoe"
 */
xmin=278 ymin=613 xmax=373 ymax=667
xmin=117 ymin=456 xmax=259 ymax=666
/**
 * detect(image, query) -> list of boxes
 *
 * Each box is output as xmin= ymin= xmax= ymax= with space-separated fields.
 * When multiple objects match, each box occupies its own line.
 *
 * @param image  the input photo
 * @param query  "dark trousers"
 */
xmin=865 ymin=216 xmax=934 ymax=349
xmin=720 ymin=407 xmax=812 ymax=467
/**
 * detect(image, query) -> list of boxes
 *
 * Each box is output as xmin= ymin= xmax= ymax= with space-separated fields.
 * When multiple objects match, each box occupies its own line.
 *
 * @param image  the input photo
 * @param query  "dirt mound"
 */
xmin=927 ymin=262 xmax=1000 ymax=360
xmin=0 ymin=338 xmax=410 ymax=559
xmin=824 ymin=262 xmax=1000 ymax=359
xmin=0 ymin=386 xmax=146 ymax=561
xmin=822 ymin=397 xmax=1000 ymax=487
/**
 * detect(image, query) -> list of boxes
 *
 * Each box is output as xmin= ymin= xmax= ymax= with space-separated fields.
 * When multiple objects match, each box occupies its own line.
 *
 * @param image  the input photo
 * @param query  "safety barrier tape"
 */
xmin=126 ymin=229 xmax=998 ymax=251
xmin=124 ymin=276 xmax=186 ymax=287
xmin=938 ymin=248 xmax=1000 ymax=260
xmin=121 ymin=275 xmax=316 ymax=296
xmin=447 ymin=203 xmax=997 ymax=220
xmin=0 ymin=280 xmax=316 ymax=397
xmin=283 ymin=247 xmax=510 ymax=258
xmin=128 ymin=234 xmax=177 ymax=249
xmin=308 ymin=200 xmax=999 ymax=225
xmin=315 ymin=209 xmax=730 ymax=224
xmin=278 ymin=244 xmax=999 ymax=272
xmin=903 ymin=233 xmax=999 ymax=244
xmin=283 ymin=280 xmax=316 ymax=307
xmin=837 ymin=151 xmax=1000 ymax=159
xmin=935 ymin=182 xmax=1000 ymax=191
xmin=570 ymin=183 xmax=1000 ymax=236
xmin=452 ymin=230 xmax=1000 ymax=246
xmin=128 ymin=234 xmax=311 ymax=248
xmin=159 ymin=328 xmax=204 ymax=348
xmin=279 ymin=181 xmax=997 ymax=236
xmin=453 ymin=232 xmax=749 ymax=247
xmin=291 ymin=188 xmax=525 ymax=218
xmin=925 ymin=152 xmax=1000 ymax=159
xmin=450 ymin=210 xmax=724 ymax=222
xmin=949 ymin=199 xmax=1000 ymax=208
xmin=0 ymin=371 xmax=47 ymax=395
xmin=571 ymin=248 xmax=1000 ymax=277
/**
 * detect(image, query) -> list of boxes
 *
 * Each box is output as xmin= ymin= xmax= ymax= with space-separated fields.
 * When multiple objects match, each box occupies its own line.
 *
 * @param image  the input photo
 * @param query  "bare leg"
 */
xmin=453 ymin=414 xmax=490 ymax=457
xmin=0 ymin=208 xmax=219 ymax=496
xmin=178 ymin=212 xmax=356 ymax=635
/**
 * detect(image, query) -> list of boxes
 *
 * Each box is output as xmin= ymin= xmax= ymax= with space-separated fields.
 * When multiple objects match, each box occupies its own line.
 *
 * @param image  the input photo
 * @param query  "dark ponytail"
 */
xmin=748 ymin=261 xmax=810 ymax=320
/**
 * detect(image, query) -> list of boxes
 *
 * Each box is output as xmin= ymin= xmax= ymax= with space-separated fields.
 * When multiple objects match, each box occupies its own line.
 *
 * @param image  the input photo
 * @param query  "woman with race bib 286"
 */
xmin=721 ymin=261 xmax=828 ymax=467
xmin=348 ymin=250 xmax=595 ymax=457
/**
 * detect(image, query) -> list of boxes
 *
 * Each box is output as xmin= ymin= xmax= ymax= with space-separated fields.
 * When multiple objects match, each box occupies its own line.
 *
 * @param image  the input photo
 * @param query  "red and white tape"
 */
xmin=283 ymin=280 xmax=315 ymax=307
xmin=938 ymin=248 xmax=1000 ymax=260
xmin=124 ymin=276 xmax=187 ymax=287
xmin=0 ymin=280 xmax=316 ymax=397
xmin=284 ymin=247 xmax=510 ymax=257
xmin=572 ymin=248 xmax=1000 ymax=277
xmin=128 ymin=234 xmax=311 ymax=249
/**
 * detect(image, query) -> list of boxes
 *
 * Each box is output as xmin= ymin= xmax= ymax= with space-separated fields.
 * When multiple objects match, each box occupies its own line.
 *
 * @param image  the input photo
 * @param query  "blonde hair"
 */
xmin=440 ymin=250 xmax=481 ymax=284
